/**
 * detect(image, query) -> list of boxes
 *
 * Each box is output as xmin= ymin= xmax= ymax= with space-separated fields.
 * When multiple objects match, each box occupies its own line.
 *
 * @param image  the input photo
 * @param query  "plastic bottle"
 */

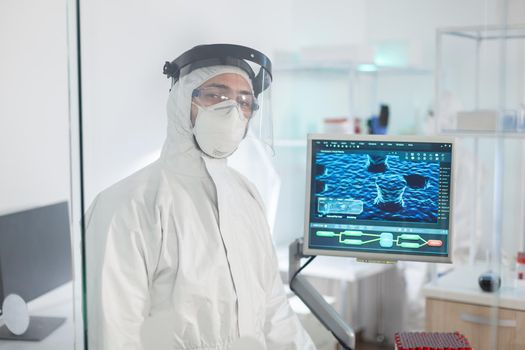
xmin=323 ymin=117 xmax=353 ymax=134
xmin=517 ymin=252 xmax=525 ymax=281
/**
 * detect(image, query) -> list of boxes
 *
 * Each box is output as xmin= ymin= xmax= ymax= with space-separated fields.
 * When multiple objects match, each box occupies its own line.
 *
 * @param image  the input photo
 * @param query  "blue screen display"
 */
xmin=308 ymin=139 xmax=453 ymax=258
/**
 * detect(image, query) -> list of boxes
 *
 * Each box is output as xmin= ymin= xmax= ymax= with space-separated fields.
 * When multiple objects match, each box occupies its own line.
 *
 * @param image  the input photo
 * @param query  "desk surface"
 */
xmin=0 ymin=283 xmax=76 ymax=349
xmin=423 ymin=264 xmax=525 ymax=311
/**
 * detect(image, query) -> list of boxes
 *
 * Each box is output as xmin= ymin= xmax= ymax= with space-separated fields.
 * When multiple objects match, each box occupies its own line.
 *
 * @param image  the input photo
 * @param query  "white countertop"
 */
xmin=423 ymin=264 xmax=525 ymax=311
xmin=0 ymin=283 xmax=76 ymax=349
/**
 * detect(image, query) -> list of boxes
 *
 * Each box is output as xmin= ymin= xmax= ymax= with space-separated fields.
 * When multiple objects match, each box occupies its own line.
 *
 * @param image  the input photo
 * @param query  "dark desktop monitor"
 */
xmin=0 ymin=201 xmax=72 ymax=340
xmin=303 ymin=134 xmax=455 ymax=263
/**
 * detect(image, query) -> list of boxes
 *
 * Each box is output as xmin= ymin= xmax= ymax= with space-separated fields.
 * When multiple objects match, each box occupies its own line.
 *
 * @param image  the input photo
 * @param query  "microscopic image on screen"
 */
xmin=306 ymin=137 xmax=453 ymax=262
xmin=314 ymin=152 xmax=439 ymax=223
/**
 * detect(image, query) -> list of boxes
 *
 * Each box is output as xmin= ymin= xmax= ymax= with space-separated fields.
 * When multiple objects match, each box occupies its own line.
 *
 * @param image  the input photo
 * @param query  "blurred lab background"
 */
xmin=1 ymin=0 xmax=525 ymax=349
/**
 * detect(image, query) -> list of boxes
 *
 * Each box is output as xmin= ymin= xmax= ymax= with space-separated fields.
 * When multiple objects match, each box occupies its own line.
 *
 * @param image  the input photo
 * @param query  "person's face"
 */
xmin=190 ymin=73 xmax=255 ymax=126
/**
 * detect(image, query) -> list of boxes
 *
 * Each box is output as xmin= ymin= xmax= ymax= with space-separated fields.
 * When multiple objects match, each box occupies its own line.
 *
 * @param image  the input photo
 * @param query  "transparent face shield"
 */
xmin=247 ymin=66 xmax=273 ymax=154
xmin=164 ymin=45 xmax=273 ymax=155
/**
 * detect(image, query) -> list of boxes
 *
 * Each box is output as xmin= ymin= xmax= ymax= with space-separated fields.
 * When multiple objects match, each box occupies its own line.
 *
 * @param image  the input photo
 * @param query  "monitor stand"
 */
xmin=0 ymin=316 xmax=66 ymax=341
xmin=289 ymin=238 xmax=355 ymax=350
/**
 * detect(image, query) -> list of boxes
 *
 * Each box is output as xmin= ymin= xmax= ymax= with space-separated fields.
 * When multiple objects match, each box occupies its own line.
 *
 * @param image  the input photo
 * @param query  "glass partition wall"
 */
xmin=0 ymin=0 xmax=80 ymax=349
xmin=71 ymin=0 xmax=524 ymax=349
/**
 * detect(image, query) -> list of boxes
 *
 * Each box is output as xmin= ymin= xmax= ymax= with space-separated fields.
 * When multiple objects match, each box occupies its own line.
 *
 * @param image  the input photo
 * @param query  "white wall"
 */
xmin=290 ymin=0 xmax=366 ymax=49
xmin=0 ymin=0 xmax=70 ymax=213
xmin=81 ymin=0 xmax=296 ymax=204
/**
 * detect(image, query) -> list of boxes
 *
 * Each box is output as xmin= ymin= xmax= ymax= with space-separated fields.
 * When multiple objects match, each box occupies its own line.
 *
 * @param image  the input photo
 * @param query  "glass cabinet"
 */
xmin=424 ymin=24 xmax=525 ymax=350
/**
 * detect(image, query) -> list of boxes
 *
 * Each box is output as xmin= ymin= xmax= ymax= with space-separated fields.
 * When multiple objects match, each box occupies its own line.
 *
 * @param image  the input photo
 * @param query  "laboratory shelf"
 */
xmin=273 ymin=62 xmax=432 ymax=76
xmin=437 ymin=24 xmax=525 ymax=41
xmin=274 ymin=139 xmax=307 ymax=148
xmin=441 ymin=130 xmax=525 ymax=139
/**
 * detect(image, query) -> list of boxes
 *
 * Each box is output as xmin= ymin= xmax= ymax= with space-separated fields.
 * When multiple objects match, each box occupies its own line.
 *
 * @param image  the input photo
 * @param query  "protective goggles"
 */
xmin=192 ymin=86 xmax=259 ymax=118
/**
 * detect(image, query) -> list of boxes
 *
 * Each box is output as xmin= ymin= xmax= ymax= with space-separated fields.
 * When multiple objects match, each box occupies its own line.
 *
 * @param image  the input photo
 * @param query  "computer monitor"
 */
xmin=303 ymin=134 xmax=454 ymax=263
xmin=0 ymin=201 xmax=72 ymax=340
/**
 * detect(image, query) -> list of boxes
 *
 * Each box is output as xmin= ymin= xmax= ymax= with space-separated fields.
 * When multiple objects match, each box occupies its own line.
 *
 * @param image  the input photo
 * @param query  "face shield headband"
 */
xmin=163 ymin=44 xmax=272 ymax=97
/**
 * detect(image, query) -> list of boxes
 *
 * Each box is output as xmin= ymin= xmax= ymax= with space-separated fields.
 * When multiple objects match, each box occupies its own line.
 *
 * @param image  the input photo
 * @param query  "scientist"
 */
xmin=85 ymin=44 xmax=315 ymax=350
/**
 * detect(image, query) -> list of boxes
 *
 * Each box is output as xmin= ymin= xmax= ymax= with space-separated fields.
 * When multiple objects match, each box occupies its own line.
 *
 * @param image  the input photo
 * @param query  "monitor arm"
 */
xmin=0 ymin=259 xmax=3 ymax=316
xmin=288 ymin=238 xmax=356 ymax=350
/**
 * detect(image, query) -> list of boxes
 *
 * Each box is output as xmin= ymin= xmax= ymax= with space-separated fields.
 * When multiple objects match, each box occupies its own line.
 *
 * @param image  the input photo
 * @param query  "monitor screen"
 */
xmin=0 ymin=202 xmax=72 ymax=313
xmin=303 ymin=134 xmax=454 ymax=263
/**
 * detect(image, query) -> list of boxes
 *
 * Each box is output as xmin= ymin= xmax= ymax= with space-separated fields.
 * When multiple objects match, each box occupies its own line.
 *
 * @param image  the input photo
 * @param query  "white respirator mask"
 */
xmin=192 ymin=100 xmax=249 ymax=158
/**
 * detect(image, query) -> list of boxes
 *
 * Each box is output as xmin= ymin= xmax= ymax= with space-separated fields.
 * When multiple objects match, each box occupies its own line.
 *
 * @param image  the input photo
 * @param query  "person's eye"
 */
xmin=240 ymin=96 xmax=254 ymax=105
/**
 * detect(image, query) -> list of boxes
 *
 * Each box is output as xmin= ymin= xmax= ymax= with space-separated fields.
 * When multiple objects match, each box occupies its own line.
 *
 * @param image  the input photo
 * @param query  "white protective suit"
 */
xmin=85 ymin=66 xmax=315 ymax=350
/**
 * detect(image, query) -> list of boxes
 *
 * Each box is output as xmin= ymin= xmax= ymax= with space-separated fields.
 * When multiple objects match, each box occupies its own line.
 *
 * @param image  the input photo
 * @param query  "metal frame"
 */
xmin=303 ymin=133 xmax=456 ymax=263
xmin=288 ymin=239 xmax=355 ymax=350
xmin=0 ymin=260 xmax=3 ymax=317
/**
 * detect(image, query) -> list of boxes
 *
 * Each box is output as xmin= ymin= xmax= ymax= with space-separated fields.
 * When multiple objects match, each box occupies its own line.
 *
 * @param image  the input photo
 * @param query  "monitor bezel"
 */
xmin=303 ymin=133 xmax=456 ymax=263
